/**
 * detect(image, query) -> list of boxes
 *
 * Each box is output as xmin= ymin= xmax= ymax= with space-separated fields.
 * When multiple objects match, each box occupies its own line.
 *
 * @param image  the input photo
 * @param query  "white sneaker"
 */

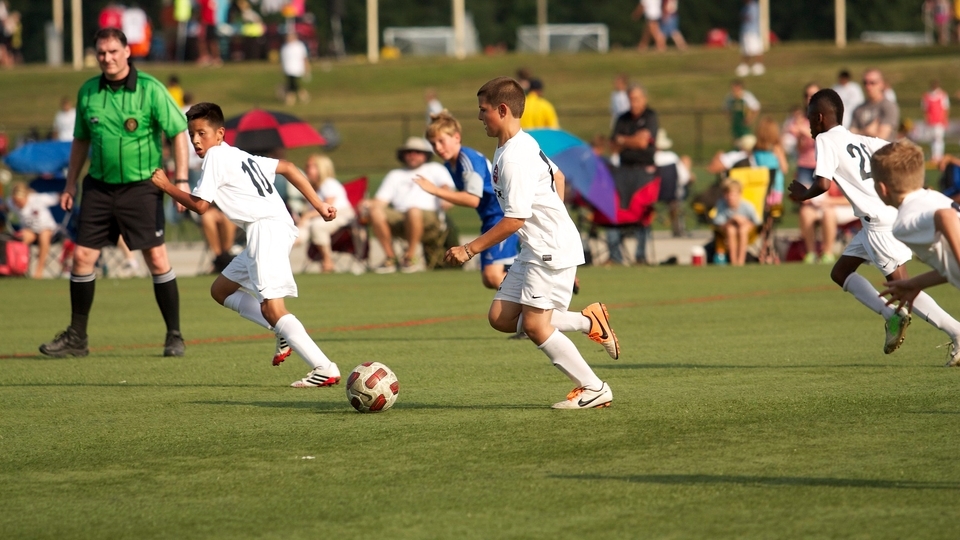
xmin=291 ymin=363 xmax=341 ymax=388
xmin=750 ymin=63 xmax=765 ymax=75
xmin=272 ymin=335 xmax=292 ymax=366
xmin=735 ymin=63 xmax=750 ymax=77
xmin=884 ymin=308 xmax=911 ymax=354
xmin=551 ymin=382 xmax=613 ymax=409
xmin=946 ymin=342 xmax=960 ymax=367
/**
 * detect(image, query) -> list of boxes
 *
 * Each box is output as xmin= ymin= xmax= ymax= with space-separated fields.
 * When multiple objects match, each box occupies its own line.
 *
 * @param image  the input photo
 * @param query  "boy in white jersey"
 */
xmin=445 ymin=77 xmax=620 ymax=409
xmin=151 ymin=102 xmax=342 ymax=388
xmin=874 ymin=141 xmax=960 ymax=366
xmin=788 ymin=89 xmax=960 ymax=359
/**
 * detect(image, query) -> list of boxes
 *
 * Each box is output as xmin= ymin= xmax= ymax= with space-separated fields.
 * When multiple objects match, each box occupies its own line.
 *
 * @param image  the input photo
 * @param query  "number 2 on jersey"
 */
xmin=846 ymin=143 xmax=873 ymax=181
xmin=241 ymin=159 xmax=274 ymax=197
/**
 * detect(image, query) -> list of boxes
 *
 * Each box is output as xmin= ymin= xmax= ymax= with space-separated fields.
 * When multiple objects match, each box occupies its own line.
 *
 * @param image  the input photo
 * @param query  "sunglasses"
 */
xmin=863 ymin=79 xmax=881 ymax=86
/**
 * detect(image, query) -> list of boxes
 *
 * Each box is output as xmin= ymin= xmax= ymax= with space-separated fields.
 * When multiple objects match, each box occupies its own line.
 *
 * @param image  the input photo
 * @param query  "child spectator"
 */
xmin=7 ymin=183 xmax=59 ymax=279
xmin=712 ymin=179 xmax=760 ymax=266
xmin=753 ymin=116 xmax=789 ymax=209
xmin=922 ymin=79 xmax=950 ymax=162
xmin=875 ymin=140 xmax=960 ymax=365
xmin=280 ymin=31 xmax=310 ymax=105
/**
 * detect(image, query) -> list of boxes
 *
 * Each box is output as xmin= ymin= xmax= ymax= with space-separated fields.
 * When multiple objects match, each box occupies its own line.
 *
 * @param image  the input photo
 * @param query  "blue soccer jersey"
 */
xmin=446 ymin=146 xmax=518 ymax=268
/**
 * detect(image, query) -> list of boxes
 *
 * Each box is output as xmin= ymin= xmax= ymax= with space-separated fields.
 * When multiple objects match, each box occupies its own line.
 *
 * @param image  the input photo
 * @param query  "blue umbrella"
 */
xmin=3 ymin=140 xmax=72 ymax=176
xmin=527 ymin=129 xmax=617 ymax=221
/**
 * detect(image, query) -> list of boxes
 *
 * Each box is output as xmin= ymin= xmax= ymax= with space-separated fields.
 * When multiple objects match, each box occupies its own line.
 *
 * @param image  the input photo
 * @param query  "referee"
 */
xmin=40 ymin=28 xmax=191 ymax=358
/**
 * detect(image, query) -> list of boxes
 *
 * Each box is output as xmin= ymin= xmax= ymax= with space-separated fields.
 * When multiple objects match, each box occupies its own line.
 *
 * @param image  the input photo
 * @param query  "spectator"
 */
xmin=798 ymin=182 xmax=854 ymax=265
xmin=0 ymin=0 xmax=9 ymax=68
xmin=6 ymin=183 xmax=58 ymax=279
xmin=631 ymin=0 xmax=666 ymax=52
xmin=280 ymin=30 xmax=309 ymax=105
xmin=724 ymin=79 xmax=760 ymax=141
xmin=166 ymin=75 xmax=184 ymax=108
xmin=608 ymin=84 xmax=659 ymax=264
xmin=712 ymin=178 xmax=761 ymax=266
xmin=196 ymin=0 xmax=222 ymax=66
xmin=121 ymin=3 xmax=150 ymax=59
xmin=52 ymin=97 xmax=76 ymax=142
xmin=922 ymin=79 xmax=950 ymax=162
xmin=519 ymin=79 xmax=559 ymax=130
xmin=38 ymin=28 xmax=190 ymax=359
xmin=783 ymin=83 xmax=819 ymax=186
xmin=736 ymin=0 xmax=763 ymax=76
xmin=367 ymin=137 xmax=455 ymax=274
xmin=298 ymin=154 xmax=355 ymax=273
xmin=653 ymin=129 xmax=695 ymax=237
xmin=659 ymin=0 xmax=688 ymax=51
xmin=753 ymin=116 xmax=789 ymax=209
xmin=1 ymin=9 xmax=20 ymax=66
xmin=850 ymin=69 xmax=899 ymax=142
xmin=832 ymin=69 xmax=864 ymax=128
xmin=609 ymin=74 xmax=630 ymax=128
xmin=515 ymin=67 xmax=532 ymax=93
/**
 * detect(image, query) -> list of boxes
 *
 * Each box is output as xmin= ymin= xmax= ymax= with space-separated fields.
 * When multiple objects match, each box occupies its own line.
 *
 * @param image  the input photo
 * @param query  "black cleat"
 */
xmin=163 ymin=330 xmax=186 ymax=357
xmin=39 ymin=327 xmax=89 ymax=357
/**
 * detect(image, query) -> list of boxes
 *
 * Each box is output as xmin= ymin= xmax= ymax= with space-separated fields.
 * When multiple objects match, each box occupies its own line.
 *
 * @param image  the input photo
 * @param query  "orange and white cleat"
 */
xmin=581 ymin=302 xmax=620 ymax=360
xmin=273 ymin=335 xmax=292 ymax=366
xmin=551 ymin=382 xmax=613 ymax=409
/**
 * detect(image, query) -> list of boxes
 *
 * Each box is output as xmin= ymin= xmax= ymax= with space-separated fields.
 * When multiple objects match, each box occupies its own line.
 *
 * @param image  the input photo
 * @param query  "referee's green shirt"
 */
xmin=74 ymin=66 xmax=187 ymax=184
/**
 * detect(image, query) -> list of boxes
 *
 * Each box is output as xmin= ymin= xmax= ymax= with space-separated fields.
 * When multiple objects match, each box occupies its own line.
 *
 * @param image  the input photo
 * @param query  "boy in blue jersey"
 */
xmin=416 ymin=110 xmax=520 ymax=289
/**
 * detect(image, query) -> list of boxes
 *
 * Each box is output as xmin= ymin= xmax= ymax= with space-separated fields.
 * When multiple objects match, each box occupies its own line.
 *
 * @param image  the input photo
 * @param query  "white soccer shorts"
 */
xmin=222 ymin=219 xmax=299 ymax=302
xmin=842 ymin=224 xmax=912 ymax=277
xmin=494 ymin=260 xmax=577 ymax=311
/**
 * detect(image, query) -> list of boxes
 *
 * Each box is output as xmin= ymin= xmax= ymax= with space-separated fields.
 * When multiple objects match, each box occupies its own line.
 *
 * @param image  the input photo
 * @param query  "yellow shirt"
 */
xmin=520 ymin=93 xmax=559 ymax=130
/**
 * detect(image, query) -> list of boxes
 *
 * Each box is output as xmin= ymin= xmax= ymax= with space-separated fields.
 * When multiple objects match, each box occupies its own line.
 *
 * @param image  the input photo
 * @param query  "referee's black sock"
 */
xmin=153 ymin=269 xmax=181 ymax=333
xmin=69 ymin=273 xmax=96 ymax=339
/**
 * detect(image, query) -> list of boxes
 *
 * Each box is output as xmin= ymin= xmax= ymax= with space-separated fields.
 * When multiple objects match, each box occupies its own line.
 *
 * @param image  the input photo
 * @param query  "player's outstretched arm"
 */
xmin=788 ymin=174 xmax=830 ymax=202
xmin=151 ymin=168 xmax=210 ymax=215
xmin=881 ymin=271 xmax=948 ymax=313
xmin=446 ymin=217 xmax=524 ymax=266
xmin=277 ymin=160 xmax=336 ymax=221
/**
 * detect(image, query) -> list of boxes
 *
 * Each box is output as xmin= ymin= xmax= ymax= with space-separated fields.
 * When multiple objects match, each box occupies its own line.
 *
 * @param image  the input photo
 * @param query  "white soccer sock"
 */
xmin=223 ymin=291 xmax=271 ymax=329
xmin=551 ymin=310 xmax=591 ymax=333
xmin=911 ymin=292 xmax=960 ymax=341
xmin=273 ymin=314 xmax=332 ymax=370
xmin=539 ymin=329 xmax=603 ymax=389
xmin=843 ymin=273 xmax=895 ymax=319
xmin=517 ymin=312 xmax=591 ymax=333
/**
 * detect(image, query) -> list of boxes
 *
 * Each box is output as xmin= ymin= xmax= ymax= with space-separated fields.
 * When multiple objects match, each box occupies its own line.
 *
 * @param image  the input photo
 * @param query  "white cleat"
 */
xmin=272 ymin=335 xmax=292 ymax=366
xmin=291 ymin=364 xmax=342 ymax=388
xmin=551 ymin=382 xmax=613 ymax=409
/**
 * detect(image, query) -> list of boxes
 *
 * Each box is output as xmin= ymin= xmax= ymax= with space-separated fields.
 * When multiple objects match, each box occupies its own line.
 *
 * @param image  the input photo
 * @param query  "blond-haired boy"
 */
xmin=876 ymin=141 xmax=960 ymax=365
xmin=444 ymin=76 xmax=619 ymax=409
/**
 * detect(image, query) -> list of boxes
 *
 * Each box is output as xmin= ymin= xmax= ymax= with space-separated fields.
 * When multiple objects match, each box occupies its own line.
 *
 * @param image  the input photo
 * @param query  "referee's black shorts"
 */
xmin=76 ymin=175 xmax=166 ymax=251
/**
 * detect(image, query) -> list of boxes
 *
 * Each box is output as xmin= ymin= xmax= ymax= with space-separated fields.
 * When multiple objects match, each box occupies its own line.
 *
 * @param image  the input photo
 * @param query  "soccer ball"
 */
xmin=346 ymin=362 xmax=399 ymax=413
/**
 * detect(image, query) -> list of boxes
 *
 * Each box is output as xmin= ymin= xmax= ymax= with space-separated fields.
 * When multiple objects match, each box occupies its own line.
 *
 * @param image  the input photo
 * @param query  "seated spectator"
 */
xmin=712 ymin=179 xmax=761 ymax=266
xmin=752 ymin=116 xmax=789 ymax=209
xmin=653 ymin=129 xmax=695 ymax=237
xmin=798 ymin=182 xmax=854 ymax=264
xmin=367 ymin=137 xmax=455 ymax=273
xmin=6 ymin=182 xmax=58 ymax=279
xmin=297 ymin=154 xmax=355 ymax=273
xmin=707 ymin=133 xmax=758 ymax=175
xmin=52 ymin=97 xmax=76 ymax=142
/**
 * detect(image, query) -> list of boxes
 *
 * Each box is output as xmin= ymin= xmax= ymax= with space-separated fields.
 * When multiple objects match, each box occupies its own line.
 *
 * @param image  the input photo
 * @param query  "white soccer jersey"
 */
xmin=492 ymin=130 xmax=584 ymax=269
xmin=9 ymin=192 xmax=59 ymax=232
xmin=193 ymin=142 xmax=294 ymax=231
xmin=894 ymin=189 xmax=960 ymax=288
xmin=814 ymin=125 xmax=894 ymax=223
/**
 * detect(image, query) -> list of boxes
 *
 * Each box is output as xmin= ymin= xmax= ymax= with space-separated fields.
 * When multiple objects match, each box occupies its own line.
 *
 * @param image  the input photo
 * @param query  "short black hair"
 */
xmin=808 ymin=88 xmax=844 ymax=123
xmin=186 ymin=102 xmax=225 ymax=129
xmin=838 ymin=69 xmax=851 ymax=80
xmin=94 ymin=27 xmax=128 ymax=47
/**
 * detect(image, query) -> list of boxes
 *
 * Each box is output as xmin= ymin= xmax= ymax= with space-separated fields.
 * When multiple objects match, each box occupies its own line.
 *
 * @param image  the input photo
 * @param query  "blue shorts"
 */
xmin=660 ymin=13 xmax=679 ymax=35
xmin=481 ymin=234 xmax=519 ymax=269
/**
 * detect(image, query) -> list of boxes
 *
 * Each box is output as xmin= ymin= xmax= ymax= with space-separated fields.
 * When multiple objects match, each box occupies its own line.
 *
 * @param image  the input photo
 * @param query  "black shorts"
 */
xmin=76 ymin=176 xmax=165 ymax=251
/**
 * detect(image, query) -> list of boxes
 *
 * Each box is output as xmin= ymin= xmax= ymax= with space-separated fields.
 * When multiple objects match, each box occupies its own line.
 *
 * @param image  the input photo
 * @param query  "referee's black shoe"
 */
xmin=39 ymin=327 xmax=89 ymax=357
xmin=163 ymin=330 xmax=186 ymax=357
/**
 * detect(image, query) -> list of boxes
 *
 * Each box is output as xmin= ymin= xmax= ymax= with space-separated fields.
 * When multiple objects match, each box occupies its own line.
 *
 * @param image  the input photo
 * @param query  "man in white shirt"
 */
xmin=788 ymin=89 xmax=960 ymax=358
xmin=369 ymin=137 xmax=455 ymax=273
xmin=446 ymin=77 xmax=620 ymax=410
xmin=52 ymin=97 xmax=75 ymax=142
xmin=280 ymin=31 xmax=309 ymax=105
xmin=832 ymin=69 xmax=864 ymax=128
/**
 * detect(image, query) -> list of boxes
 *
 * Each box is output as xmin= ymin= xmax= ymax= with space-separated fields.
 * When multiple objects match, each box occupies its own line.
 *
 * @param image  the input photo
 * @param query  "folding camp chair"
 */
xmin=592 ymin=166 xmax=661 ymax=265
xmin=303 ymin=177 xmax=369 ymax=273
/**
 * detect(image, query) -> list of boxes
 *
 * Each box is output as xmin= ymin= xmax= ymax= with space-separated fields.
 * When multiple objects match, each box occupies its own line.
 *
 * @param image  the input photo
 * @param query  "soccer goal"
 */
xmin=383 ymin=13 xmax=481 ymax=57
xmin=516 ymin=24 xmax=609 ymax=53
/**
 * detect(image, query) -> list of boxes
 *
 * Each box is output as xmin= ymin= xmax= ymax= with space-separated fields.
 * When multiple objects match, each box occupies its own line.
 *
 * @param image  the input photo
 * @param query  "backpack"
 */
xmin=0 ymin=237 xmax=29 ymax=276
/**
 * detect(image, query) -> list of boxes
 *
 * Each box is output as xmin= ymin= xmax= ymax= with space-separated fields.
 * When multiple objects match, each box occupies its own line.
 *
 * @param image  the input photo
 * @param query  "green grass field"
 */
xmin=3 ymin=264 xmax=960 ymax=539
